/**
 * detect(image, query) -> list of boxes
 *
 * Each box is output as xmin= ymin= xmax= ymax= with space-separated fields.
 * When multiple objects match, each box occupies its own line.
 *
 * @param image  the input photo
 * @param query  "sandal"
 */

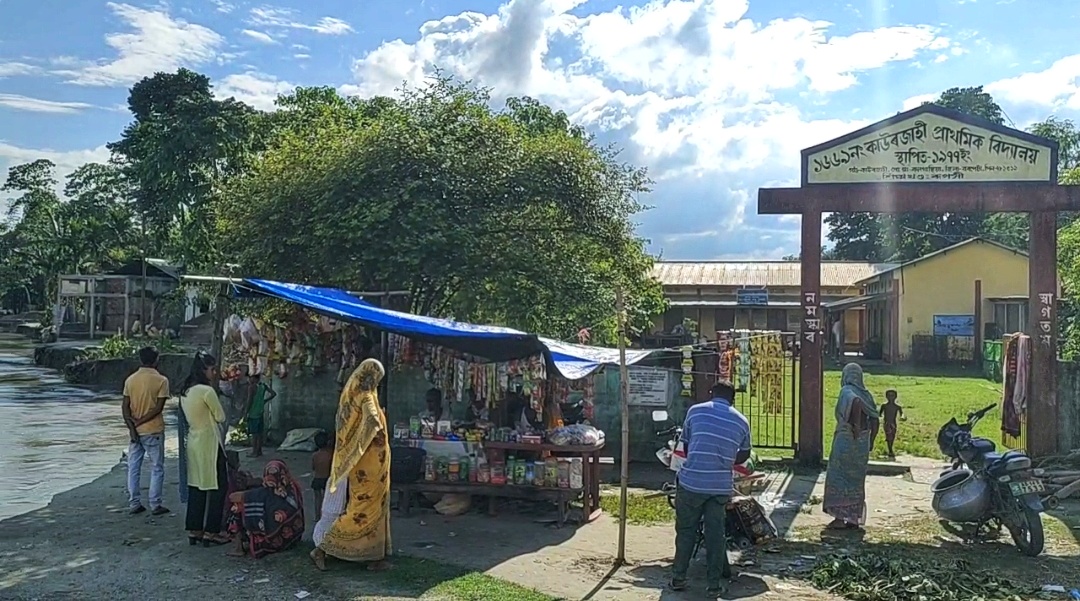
xmin=202 ymin=534 xmax=230 ymax=547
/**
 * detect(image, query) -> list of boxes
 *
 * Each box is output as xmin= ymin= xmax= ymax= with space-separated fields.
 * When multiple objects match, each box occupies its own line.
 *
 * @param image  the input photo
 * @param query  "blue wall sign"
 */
xmin=933 ymin=314 xmax=976 ymax=337
xmin=737 ymin=289 xmax=769 ymax=306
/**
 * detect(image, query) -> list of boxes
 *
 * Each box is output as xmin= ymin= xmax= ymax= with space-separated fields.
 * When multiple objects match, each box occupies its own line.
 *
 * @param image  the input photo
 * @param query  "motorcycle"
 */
xmin=649 ymin=409 xmax=775 ymax=563
xmin=932 ymin=403 xmax=1045 ymax=556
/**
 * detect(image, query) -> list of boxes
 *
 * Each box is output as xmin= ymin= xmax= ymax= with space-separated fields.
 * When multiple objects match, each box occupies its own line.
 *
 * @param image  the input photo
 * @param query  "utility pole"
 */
xmin=615 ymin=285 xmax=630 ymax=565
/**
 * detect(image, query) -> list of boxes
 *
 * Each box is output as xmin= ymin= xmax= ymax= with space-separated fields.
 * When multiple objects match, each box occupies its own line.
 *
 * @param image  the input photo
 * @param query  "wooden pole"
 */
xmin=615 ymin=286 xmax=630 ymax=565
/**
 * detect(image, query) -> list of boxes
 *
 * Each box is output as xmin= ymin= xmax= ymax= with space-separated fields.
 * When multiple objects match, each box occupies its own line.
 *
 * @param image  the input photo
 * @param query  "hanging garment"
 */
xmin=735 ymin=332 xmax=751 ymax=391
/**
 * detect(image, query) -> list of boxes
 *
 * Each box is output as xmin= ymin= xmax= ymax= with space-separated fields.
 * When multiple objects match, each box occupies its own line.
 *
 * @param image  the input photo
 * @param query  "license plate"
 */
xmin=1009 ymin=479 xmax=1045 ymax=496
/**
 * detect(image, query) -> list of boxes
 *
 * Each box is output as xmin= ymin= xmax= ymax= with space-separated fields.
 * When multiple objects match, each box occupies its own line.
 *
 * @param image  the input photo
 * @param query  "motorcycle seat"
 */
xmin=966 ymin=438 xmax=997 ymax=457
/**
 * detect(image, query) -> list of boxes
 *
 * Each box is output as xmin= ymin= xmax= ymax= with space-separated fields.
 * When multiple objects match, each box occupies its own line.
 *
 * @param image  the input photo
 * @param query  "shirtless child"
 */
xmin=881 ymin=389 xmax=904 ymax=459
xmin=311 ymin=432 xmax=333 ymax=521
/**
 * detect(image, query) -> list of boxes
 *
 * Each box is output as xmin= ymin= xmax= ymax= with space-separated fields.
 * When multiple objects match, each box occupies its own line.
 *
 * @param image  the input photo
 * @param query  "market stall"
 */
xmin=386 ymin=335 xmax=609 ymax=525
xmin=232 ymin=278 xmax=655 ymax=526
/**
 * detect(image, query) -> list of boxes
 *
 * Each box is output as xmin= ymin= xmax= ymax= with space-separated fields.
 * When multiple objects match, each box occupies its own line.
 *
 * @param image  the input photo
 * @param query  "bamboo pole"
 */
xmin=616 ymin=285 xmax=630 ymax=565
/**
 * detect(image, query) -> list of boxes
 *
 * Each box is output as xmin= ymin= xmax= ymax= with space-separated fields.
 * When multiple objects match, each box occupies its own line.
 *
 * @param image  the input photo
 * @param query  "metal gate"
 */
xmin=711 ymin=330 xmax=798 ymax=450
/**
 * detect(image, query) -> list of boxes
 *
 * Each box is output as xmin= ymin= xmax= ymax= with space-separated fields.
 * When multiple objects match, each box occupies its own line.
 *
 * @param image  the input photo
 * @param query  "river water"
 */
xmin=0 ymin=334 xmax=132 ymax=520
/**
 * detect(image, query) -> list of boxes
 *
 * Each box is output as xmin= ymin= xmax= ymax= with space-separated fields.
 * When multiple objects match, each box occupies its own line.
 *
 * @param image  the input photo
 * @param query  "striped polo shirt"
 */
xmin=678 ymin=398 xmax=751 ymax=496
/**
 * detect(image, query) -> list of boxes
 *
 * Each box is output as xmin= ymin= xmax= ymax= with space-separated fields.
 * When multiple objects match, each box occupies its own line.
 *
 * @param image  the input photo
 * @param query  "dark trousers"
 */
xmin=184 ymin=449 xmax=228 ymax=534
xmin=672 ymin=486 xmax=729 ymax=587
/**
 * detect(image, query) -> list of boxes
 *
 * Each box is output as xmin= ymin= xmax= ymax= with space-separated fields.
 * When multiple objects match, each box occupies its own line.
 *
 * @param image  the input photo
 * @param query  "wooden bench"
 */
xmin=393 ymin=481 xmax=582 ymax=526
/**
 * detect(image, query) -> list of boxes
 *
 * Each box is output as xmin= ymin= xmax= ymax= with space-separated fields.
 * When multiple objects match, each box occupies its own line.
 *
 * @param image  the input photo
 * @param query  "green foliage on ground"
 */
xmin=82 ymin=333 xmax=179 ymax=361
xmin=810 ymin=552 xmax=1033 ymax=601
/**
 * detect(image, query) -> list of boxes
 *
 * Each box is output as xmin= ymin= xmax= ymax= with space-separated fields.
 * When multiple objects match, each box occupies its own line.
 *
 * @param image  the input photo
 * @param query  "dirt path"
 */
xmin=4 ymin=451 xmax=1069 ymax=601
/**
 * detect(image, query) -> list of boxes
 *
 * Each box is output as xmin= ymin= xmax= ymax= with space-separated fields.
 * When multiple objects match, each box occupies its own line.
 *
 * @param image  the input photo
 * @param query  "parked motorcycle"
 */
xmin=932 ymin=403 xmax=1045 ymax=556
xmin=649 ymin=409 xmax=774 ymax=561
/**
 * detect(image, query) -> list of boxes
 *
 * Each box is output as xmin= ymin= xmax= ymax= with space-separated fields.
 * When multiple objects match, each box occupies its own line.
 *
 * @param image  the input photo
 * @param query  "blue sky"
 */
xmin=2 ymin=0 xmax=1079 ymax=259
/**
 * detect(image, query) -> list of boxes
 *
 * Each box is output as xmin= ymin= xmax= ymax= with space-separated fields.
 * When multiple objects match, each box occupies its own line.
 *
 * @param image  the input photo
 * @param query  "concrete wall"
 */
xmin=894 ymin=241 xmax=1029 ymax=359
xmin=270 ymin=363 xmax=691 ymax=462
xmin=1056 ymin=360 xmax=1080 ymax=452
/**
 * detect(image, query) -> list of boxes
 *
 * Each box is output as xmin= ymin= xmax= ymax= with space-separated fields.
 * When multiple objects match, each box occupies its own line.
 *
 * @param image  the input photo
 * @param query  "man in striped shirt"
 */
xmin=671 ymin=380 xmax=751 ymax=596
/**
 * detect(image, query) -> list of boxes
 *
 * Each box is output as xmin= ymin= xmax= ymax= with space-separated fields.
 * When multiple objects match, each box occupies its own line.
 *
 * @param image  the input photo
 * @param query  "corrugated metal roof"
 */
xmin=851 ymin=238 xmax=1025 ymax=284
xmin=652 ymin=261 xmax=899 ymax=288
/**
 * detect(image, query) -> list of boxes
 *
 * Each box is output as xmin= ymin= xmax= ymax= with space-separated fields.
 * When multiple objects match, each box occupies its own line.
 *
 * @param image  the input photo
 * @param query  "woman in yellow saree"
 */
xmin=311 ymin=358 xmax=391 ymax=571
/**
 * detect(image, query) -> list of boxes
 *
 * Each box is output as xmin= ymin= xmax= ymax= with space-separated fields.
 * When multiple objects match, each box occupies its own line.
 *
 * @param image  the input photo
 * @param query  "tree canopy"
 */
xmin=1 ymin=69 xmax=665 ymax=345
xmin=217 ymin=77 xmax=664 ymax=343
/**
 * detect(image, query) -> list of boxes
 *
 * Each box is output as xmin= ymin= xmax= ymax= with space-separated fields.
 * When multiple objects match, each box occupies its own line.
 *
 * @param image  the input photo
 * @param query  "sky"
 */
xmin=1 ymin=0 xmax=1080 ymax=260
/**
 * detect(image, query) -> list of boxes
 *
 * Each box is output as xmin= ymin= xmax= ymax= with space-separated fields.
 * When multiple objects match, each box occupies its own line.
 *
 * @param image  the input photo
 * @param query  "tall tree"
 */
xmin=108 ymin=68 xmax=269 ymax=270
xmin=218 ymin=78 xmax=665 ymax=343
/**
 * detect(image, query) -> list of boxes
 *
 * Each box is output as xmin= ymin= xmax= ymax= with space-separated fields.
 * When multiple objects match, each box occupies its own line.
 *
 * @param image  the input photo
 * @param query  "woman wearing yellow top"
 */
xmin=179 ymin=352 xmax=229 ymax=547
xmin=310 ymin=358 xmax=392 ymax=571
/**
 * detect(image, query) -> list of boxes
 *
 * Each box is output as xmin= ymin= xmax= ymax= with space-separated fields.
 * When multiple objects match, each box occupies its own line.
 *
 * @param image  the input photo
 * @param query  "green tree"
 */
xmin=108 ymin=68 xmax=269 ymax=270
xmin=218 ymin=77 xmax=665 ymax=344
xmin=0 ymin=160 xmax=139 ymax=309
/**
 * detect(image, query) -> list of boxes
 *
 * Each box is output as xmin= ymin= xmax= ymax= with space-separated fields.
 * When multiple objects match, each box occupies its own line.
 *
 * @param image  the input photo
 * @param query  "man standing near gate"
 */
xmin=670 ymin=379 xmax=751 ymax=597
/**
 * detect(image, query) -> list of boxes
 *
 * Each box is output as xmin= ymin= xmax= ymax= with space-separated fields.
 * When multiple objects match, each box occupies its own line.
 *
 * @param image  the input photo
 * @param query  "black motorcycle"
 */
xmin=932 ymin=403 xmax=1045 ymax=556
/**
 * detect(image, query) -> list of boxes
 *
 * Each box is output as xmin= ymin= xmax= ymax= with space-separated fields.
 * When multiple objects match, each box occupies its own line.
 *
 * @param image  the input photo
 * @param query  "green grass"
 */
xmin=598 ymin=491 xmax=674 ymax=525
xmin=361 ymin=556 xmax=562 ymax=600
xmin=727 ymin=361 xmax=1006 ymax=460
xmin=822 ymin=366 xmax=1004 ymax=460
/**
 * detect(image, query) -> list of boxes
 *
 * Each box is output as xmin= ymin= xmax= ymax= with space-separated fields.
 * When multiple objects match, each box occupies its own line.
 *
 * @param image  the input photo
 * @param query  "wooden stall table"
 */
xmin=483 ymin=440 xmax=606 ymax=523
xmin=394 ymin=481 xmax=580 ymax=526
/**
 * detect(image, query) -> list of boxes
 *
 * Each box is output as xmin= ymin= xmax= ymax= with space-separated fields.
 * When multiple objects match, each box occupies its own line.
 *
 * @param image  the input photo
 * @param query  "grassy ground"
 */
xmin=729 ymin=361 xmax=1005 ymax=460
xmin=368 ymin=557 xmax=561 ymax=600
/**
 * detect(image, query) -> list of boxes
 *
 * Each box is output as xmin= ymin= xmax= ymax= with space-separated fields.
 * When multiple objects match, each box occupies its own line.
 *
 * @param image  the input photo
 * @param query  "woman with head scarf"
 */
xmin=310 ymin=359 xmax=391 ymax=571
xmin=823 ymin=363 xmax=879 ymax=530
xmin=225 ymin=459 xmax=305 ymax=558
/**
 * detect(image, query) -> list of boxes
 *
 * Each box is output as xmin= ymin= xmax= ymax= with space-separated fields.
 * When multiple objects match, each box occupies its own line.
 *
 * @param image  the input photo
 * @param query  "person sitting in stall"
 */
xmin=465 ymin=388 xmax=489 ymax=424
xmin=506 ymin=387 xmax=543 ymax=433
xmin=419 ymin=388 xmax=444 ymax=422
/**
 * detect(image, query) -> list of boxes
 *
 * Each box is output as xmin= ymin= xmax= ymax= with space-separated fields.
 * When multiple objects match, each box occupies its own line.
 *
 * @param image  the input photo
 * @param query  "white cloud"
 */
xmin=242 ymin=29 xmax=278 ymax=44
xmin=0 ymin=94 xmax=95 ymax=114
xmin=248 ymin=6 xmax=354 ymax=35
xmin=211 ymin=0 xmax=235 ymax=13
xmin=986 ymin=54 xmax=1080 ymax=112
xmin=902 ymin=93 xmax=937 ymax=111
xmin=0 ymin=62 xmax=40 ymax=77
xmin=344 ymin=0 xmax=950 ymax=258
xmin=65 ymin=3 xmax=224 ymax=87
xmin=216 ymin=72 xmax=295 ymax=111
xmin=294 ymin=54 xmax=311 ymax=60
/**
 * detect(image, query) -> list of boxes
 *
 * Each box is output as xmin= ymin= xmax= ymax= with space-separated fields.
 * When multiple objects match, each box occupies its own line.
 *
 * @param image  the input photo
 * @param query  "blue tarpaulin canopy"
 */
xmin=238 ymin=279 xmax=654 ymax=378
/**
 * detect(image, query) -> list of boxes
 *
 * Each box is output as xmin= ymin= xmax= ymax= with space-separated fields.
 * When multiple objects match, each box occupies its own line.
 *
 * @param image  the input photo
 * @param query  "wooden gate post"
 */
xmin=798 ymin=207 xmax=824 ymax=466
xmin=1028 ymin=210 xmax=1058 ymax=456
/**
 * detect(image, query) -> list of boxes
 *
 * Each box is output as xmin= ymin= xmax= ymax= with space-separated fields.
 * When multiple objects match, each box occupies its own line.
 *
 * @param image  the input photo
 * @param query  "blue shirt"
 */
xmin=678 ymin=398 xmax=751 ymax=496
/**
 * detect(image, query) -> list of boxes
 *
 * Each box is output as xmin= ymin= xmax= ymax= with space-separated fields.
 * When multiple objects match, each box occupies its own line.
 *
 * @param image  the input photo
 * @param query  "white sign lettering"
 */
xmin=1040 ymin=334 xmax=1053 ymax=346
xmin=804 ymin=319 xmax=821 ymax=330
xmin=627 ymin=367 xmax=670 ymax=407
xmin=1039 ymin=321 xmax=1052 ymax=334
xmin=1041 ymin=305 xmax=1052 ymax=319
xmin=803 ymin=306 xmax=818 ymax=317
xmin=1039 ymin=292 xmax=1055 ymax=305
xmin=804 ymin=331 xmax=816 ymax=343
xmin=803 ymin=292 xmax=817 ymax=305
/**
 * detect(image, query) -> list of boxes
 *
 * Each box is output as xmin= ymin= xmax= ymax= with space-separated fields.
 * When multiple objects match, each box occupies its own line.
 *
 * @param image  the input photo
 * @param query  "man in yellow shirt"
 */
xmin=123 ymin=346 xmax=171 ymax=515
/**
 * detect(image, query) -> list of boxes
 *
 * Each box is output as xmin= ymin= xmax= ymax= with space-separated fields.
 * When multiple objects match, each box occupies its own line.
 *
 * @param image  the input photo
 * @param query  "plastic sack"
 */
xmin=277 ymin=428 xmax=324 ymax=452
xmin=434 ymin=493 xmax=472 ymax=516
xmin=547 ymin=424 xmax=604 ymax=446
xmin=239 ymin=317 xmax=261 ymax=349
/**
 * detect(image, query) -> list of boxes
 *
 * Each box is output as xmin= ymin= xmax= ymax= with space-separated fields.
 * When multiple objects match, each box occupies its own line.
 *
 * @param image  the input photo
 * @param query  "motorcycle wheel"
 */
xmin=1006 ymin=505 xmax=1045 ymax=557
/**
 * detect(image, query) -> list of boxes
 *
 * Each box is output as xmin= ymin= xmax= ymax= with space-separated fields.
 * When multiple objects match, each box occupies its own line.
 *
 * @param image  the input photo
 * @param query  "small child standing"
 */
xmin=881 ymin=389 xmax=904 ymax=459
xmin=311 ymin=432 xmax=334 ymax=521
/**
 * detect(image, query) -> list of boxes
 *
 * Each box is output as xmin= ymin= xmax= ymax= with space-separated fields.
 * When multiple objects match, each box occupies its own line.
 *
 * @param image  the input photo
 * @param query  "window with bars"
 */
xmin=992 ymin=301 xmax=1028 ymax=335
